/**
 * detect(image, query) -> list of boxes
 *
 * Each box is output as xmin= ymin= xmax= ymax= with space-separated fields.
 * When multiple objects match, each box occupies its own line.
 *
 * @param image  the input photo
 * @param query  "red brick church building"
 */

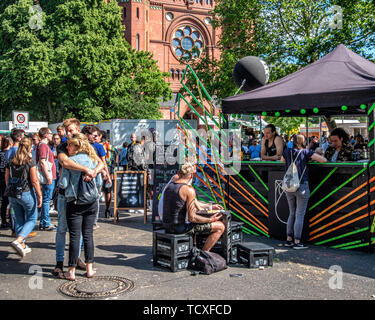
xmin=116 ymin=0 xmax=221 ymax=119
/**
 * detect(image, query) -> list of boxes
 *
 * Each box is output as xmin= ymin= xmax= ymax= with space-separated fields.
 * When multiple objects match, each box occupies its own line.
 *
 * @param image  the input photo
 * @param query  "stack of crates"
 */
xmin=229 ymin=221 xmax=244 ymax=264
xmin=196 ymin=213 xmax=245 ymax=264
xmin=153 ymin=229 xmax=193 ymax=272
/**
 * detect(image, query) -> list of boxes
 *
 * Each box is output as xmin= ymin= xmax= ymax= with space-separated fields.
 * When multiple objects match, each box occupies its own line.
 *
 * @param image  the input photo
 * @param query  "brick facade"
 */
xmin=117 ymin=0 xmax=221 ymax=120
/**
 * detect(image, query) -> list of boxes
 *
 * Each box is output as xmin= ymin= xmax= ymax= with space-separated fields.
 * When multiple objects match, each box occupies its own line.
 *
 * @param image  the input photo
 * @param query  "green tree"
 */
xmin=0 ymin=0 xmax=172 ymax=123
xmin=185 ymin=0 xmax=375 ymax=131
xmin=264 ymin=116 xmax=305 ymax=135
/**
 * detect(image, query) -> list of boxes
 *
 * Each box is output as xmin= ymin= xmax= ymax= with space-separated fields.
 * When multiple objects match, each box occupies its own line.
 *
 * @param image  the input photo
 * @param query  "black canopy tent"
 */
xmin=220 ymin=45 xmax=375 ymax=252
xmin=222 ymin=44 xmax=375 ymax=117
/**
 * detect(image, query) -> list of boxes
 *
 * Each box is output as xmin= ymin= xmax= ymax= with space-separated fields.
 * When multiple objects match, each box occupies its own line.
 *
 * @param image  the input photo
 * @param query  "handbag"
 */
xmin=4 ymin=165 xmax=26 ymax=199
xmin=189 ymin=246 xmax=227 ymax=275
xmin=36 ymin=144 xmax=53 ymax=184
xmin=282 ymin=149 xmax=307 ymax=193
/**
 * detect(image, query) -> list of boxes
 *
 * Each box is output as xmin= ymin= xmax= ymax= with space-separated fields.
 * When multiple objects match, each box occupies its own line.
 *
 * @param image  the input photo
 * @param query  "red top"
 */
xmin=36 ymin=142 xmax=57 ymax=180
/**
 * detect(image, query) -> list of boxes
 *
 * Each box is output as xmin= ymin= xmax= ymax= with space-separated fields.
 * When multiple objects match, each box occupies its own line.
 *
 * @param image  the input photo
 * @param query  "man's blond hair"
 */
xmin=180 ymin=161 xmax=196 ymax=178
xmin=63 ymin=118 xmax=80 ymax=130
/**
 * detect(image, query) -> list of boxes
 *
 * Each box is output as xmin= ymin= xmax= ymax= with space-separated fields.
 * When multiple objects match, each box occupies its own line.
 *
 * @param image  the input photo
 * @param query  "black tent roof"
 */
xmin=222 ymin=44 xmax=375 ymax=116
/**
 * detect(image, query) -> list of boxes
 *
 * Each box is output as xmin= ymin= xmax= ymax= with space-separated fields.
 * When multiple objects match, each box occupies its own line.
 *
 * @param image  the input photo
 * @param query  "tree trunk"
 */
xmin=56 ymin=103 xmax=64 ymax=123
xmin=47 ymin=97 xmax=55 ymax=124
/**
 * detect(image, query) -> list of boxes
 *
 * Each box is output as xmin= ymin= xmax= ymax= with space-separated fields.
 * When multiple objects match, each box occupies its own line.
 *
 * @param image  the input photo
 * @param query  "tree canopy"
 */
xmin=184 ymin=0 xmax=375 ymax=131
xmin=0 ymin=0 xmax=172 ymax=123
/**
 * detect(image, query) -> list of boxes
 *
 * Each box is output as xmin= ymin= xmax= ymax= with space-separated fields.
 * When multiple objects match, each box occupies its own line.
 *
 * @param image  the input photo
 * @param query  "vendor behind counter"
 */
xmin=324 ymin=128 xmax=354 ymax=162
xmin=258 ymin=125 xmax=361 ymax=163
xmin=260 ymin=124 xmax=285 ymax=161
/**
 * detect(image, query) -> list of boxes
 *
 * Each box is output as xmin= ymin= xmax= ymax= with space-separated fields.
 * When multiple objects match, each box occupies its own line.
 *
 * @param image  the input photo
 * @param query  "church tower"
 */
xmin=117 ymin=0 xmax=220 ymax=119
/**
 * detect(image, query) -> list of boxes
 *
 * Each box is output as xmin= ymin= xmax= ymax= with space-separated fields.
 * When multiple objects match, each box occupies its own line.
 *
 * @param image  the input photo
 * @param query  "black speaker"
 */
xmin=233 ymin=56 xmax=269 ymax=92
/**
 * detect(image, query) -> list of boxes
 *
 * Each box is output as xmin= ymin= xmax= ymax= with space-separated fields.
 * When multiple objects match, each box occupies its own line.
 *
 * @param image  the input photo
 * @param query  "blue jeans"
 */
xmin=40 ymin=181 xmax=55 ymax=228
xmin=9 ymin=191 xmax=38 ymax=239
xmin=56 ymin=194 xmax=83 ymax=263
xmin=285 ymin=182 xmax=310 ymax=241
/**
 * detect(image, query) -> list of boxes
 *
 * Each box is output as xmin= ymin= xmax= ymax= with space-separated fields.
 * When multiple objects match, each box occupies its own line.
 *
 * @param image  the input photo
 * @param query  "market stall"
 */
xmin=222 ymin=44 xmax=375 ymax=252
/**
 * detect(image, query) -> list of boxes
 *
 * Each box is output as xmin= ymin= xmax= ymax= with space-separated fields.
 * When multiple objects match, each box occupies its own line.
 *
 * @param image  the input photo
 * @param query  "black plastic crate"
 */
xmin=153 ymin=230 xmax=193 ymax=261
xmin=237 ymin=242 xmax=275 ymax=268
xmin=196 ymin=233 xmax=231 ymax=262
xmin=230 ymin=244 xmax=239 ymax=264
xmin=153 ymin=254 xmax=190 ymax=272
xmin=211 ymin=244 xmax=231 ymax=264
xmin=196 ymin=231 xmax=231 ymax=249
xmin=231 ymin=221 xmax=244 ymax=243
xmin=195 ymin=212 xmax=234 ymax=264
xmin=152 ymin=221 xmax=164 ymax=231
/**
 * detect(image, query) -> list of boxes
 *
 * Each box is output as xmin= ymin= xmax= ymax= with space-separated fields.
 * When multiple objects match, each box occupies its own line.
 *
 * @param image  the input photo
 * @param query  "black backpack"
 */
xmin=0 ymin=151 xmax=7 ymax=172
xmin=70 ymin=172 xmax=99 ymax=205
xmin=189 ymin=247 xmax=227 ymax=275
xmin=4 ymin=164 xmax=27 ymax=200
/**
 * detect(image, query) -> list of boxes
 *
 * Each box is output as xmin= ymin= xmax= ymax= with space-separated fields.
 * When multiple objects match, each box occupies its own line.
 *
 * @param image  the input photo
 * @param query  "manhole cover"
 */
xmin=58 ymin=276 xmax=135 ymax=299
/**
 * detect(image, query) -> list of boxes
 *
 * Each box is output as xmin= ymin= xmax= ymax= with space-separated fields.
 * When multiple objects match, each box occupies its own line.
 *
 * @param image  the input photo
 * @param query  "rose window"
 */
xmin=172 ymin=25 xmax=204 ymax=61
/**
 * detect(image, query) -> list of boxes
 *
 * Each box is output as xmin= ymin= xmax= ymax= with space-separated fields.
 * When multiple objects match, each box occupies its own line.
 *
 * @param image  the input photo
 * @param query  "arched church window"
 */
xmin=171 ymin=25 xmax=205 ymax=62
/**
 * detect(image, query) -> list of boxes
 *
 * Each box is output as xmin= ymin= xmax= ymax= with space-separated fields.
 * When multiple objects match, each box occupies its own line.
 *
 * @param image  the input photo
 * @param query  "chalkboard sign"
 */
xmin=114 ymin=171 xmax=147 ymax=224
xmin=152 ymin=164 xmax=179 ymax=223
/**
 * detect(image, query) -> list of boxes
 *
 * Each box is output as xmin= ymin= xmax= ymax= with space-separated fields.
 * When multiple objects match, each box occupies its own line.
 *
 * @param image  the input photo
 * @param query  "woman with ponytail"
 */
xmin=5 ymin=137 xmax=42 ymax=257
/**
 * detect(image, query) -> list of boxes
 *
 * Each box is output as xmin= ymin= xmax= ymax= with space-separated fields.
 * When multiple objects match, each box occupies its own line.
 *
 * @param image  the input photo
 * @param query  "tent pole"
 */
xmin=224 ymin=114 xmax=230 ymax=213
xmin=366 ymin=103 xmax=374 ymax=252
xmin=319 ymin=116 xmax=322 ymax=147
xmin=306 ymin=116 xmax=309 ymax=147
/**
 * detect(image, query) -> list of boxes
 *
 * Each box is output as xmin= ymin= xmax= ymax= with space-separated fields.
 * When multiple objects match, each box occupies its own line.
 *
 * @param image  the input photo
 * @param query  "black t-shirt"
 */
xmin=6 ymin=160 xmax=36 ymax=192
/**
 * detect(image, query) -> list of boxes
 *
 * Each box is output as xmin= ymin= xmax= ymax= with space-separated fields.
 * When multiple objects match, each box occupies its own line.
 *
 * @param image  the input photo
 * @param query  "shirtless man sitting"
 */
xmin=162 ymin=161 xmax=225 ymax=252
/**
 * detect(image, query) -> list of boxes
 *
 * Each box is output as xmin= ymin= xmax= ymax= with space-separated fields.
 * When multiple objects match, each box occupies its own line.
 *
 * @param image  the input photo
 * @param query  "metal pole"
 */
xmin=306 ymin=116 xmax=309 ymax=147
xmin=224 ymin=114 xmax=230 ymax=213
xmin=319 ymin=116 xmax=322 ymax=147
xmin=234 ymin=79 xmax=246 ymax=96
xmin=366 ymin=103 xmax=374 ymax=252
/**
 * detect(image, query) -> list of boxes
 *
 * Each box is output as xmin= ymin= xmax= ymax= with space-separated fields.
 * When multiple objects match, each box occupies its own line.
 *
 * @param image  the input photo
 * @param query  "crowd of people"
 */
xmin=0 ymin=119 xmax=371 ymax=277
xmin=0 ymin=119 xmax=159 ymax=280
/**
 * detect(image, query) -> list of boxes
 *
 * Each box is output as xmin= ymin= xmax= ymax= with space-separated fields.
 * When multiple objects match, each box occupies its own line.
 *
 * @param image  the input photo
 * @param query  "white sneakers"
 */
xmin=11 ymin=240 xmax=32 ymax=257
